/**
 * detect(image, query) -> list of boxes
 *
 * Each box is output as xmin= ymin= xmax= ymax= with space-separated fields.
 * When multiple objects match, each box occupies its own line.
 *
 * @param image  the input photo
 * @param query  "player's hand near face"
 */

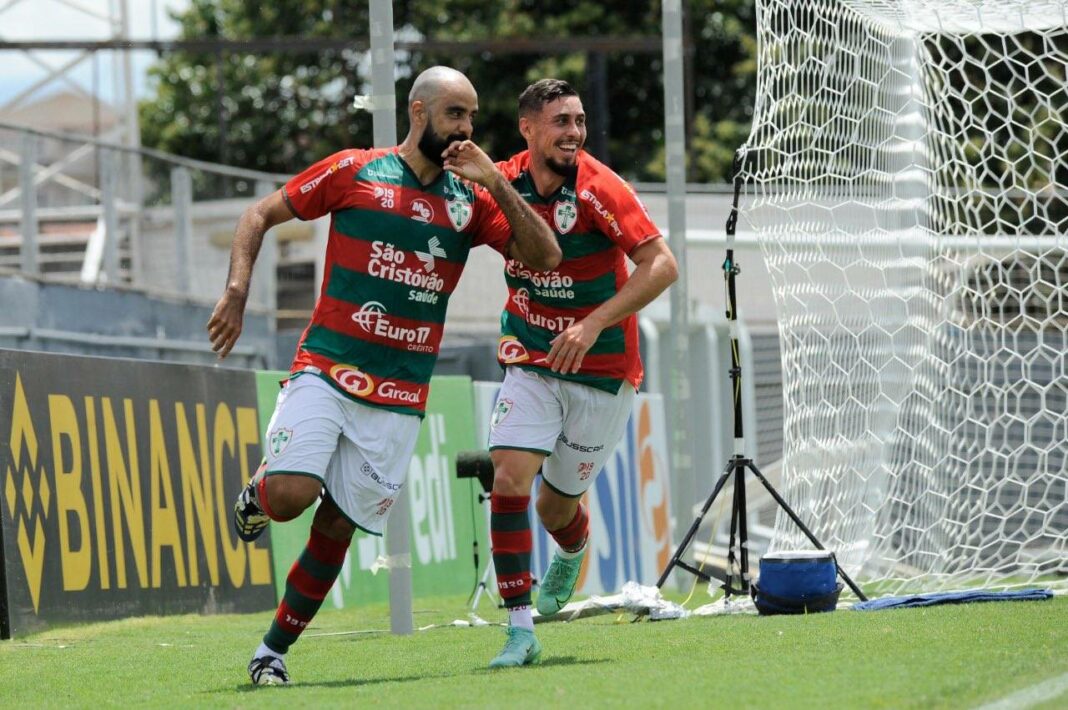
xmin=543 ymin=316 xmax=607 ymax=374
xmin=442 ymin=140 xmax=498 ymax=187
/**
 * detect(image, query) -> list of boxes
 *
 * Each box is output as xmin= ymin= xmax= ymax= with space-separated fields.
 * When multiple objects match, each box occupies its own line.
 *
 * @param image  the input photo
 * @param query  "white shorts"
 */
xmin=263 ymin=373 xmax=421 ymax=535
xmin=488 ymin=366 xmax=636 ymax=497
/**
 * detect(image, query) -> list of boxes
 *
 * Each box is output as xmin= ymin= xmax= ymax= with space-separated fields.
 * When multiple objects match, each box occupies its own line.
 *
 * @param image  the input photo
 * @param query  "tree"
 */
xmin=139 ymin=1 xmax=759 ymax=185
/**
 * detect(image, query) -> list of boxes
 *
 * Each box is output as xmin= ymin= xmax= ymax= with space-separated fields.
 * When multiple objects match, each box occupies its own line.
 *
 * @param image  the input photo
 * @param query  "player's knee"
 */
xmin=264 ymin=474 xmax=322 ymax=520
xmin=490 ymin=451 xmax=541 ymax=496
xmin=312 ymin=500 xmax=356 ymax=541
xmin=492 ymin=464 xmax=531 ymax=495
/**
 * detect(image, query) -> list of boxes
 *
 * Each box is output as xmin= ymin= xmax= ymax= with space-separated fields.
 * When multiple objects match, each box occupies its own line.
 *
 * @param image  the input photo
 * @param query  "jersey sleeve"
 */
xmin=468 ymin=182 xmax=513 ymax=257
xmin=282 ymin=150 xmax=365 ymax=221
xmin=584 ymin=174 xmax=662 ymax=255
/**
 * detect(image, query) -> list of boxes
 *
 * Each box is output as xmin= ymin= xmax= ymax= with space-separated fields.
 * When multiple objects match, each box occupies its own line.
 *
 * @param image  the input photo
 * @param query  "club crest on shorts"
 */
xmin=269 ymin=428 xmax=293 ymax=457
xmin=491 ymin=397 xmax=514 ymax=428
xmin=553 ymin=200 xmax=578 ymax=234
xmin=446 ymin=198 xmax=473 ymax=231
xmin=497 ymin=335 xmax=530 ymax=364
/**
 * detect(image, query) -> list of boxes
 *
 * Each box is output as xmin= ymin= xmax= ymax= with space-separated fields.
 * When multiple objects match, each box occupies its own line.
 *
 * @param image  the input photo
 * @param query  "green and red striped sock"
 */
xmin=549 ymin=504 xmax=589 ymax=554
xmin=262 ymin=527 xmax=349 ymax=655
xmin=491 ymin=493 xmax=533 ymax=609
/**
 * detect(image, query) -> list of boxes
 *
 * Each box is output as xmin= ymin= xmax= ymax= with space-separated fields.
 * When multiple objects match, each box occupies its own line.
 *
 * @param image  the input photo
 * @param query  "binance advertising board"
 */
xmin=0 ymin=350 xmax=275 ymax=639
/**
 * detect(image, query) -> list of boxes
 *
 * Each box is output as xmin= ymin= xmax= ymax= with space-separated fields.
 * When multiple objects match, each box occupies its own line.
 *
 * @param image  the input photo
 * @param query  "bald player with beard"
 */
xmin=208 ymin=66 xmax=560 ymax=686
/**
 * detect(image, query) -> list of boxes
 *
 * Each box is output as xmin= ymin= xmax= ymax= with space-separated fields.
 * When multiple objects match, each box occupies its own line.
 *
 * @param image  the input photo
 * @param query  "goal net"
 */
xmin=739 ymin=0 xmax=1067 ymax=594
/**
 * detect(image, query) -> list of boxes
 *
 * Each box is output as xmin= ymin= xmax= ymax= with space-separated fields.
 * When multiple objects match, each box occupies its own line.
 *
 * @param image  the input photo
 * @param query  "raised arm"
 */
xmin=206 ymin=190 xmax=296 ymax=359
xmin=544 ymin=237 xmax=679 ymax=374
xmin=443 ymin=140 xmax=561 ymax=271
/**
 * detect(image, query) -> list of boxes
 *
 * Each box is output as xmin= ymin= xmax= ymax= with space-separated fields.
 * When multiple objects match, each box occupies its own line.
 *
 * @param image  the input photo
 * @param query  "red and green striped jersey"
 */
xmin=282 ymin=148 xmax=511 ymax=415
xmin=494 ymin=150 xmax=661 ymax=393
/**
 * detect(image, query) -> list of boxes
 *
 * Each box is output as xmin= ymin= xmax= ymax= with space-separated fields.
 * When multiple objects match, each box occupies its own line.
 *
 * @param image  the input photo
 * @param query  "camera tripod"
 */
xmin=455 ymin=450 xmax=500 ymax=613
xmin=655 ymin=150 xmax=866 ymax=603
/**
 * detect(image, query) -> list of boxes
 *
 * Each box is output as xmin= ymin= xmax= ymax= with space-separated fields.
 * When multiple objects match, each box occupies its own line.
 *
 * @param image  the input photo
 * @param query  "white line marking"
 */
xmin=973 ymin=671 xmax=1068 ymax=710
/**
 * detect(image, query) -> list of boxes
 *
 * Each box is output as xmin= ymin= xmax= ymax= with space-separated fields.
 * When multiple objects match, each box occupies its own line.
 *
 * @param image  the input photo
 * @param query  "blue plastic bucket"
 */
xmin=753 ymin=550 xmax=842 ymax=615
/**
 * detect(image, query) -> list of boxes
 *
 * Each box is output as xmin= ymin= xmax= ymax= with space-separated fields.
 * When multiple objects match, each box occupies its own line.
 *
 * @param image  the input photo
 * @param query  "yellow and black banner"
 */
xmin=0 ymin=349 xmax=275 ymax=638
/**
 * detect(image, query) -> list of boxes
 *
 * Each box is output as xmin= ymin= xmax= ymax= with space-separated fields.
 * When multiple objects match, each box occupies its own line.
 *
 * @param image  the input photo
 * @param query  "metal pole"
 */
xmin=100 ymin=148 xmax=120 ymax=283
xmin=662 ymin=0 xmax=693 ymax=551
xmin=119 ymin=0 xmax=144 ymax=286
xmin=171 ymin=167 xmax=193 ymax=295
xmin=19 ymin=132 xmax=39 ymax=276
xmin=585 ymin=51 xmax=610 ymax=163
xmin=369 ymin=0 xmax=413 ymax=636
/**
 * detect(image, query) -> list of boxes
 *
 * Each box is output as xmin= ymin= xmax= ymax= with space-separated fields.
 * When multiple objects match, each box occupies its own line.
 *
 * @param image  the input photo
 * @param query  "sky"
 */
xmin=0 ymin=0 xmax=190 ymax=110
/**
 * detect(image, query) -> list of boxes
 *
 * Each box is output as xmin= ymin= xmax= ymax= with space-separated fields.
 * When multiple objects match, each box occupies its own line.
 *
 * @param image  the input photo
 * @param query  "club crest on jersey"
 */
xmin=329 ymin=364 xmax=375 ymax=397
xmin=497 ymin=335 xmax=530 ymax=364
xmin=553 ymin=200 xmax=578 ymax=234
xmin=269 ymin=428 xmax=293 ymax=457
xmin=446 ymin=198 xmax=473 ymax=231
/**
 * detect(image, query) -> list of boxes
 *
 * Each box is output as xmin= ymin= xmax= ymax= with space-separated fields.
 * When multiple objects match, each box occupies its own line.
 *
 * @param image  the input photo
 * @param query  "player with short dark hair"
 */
xmin=207 ymin=65 xmax=560 ymax=686
xmin=485 ymin=78 xmax=679 ymax=667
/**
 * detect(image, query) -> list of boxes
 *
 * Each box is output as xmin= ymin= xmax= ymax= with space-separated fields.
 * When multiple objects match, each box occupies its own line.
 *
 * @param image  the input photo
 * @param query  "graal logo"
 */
xmin=511 ymin=288 xmax=530 ymax=317
xmin=554 ymin=200 xmax=578 ymax=234
xmin=446 ymin=198 xmax=473 ymax=231
xmin=351 ymin=301 xmax=387 ymax=332
xmin=497 ymin=336 xmax=530 ymax=364
xmin=415 ymin=236 xmax=447 ymax=272
xmin=410 ymin=198 xmax=434 ymax=223
xmin=329 ymin=364 xmax=375 ymax=397
xmin=3 ymin=373 xmax=49 ymax=613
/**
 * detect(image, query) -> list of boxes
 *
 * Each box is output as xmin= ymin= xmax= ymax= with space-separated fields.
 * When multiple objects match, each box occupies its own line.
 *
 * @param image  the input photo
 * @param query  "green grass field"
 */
xmin=1 ymin=593 xmax=1065 ymax=708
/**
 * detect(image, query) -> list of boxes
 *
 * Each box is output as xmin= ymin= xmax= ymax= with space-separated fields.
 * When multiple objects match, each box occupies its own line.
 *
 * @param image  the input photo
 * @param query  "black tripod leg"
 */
xmin=744 ymin=461 xmax=868 ymax=601
xmin=656 ymin=457 xmax=736 ymax=589
xmin=724 ymin=459 xmax=748 ymax=596
xmin=736 ymin=465 xmax=751 ymax=593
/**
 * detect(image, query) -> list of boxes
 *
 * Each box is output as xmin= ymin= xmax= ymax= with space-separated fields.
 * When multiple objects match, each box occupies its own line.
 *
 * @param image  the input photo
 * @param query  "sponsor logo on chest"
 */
xmin=505 ymin=261 xmax=576 ymax=300
xmin=368 ymin=240 xmax=446 ymax=293
xmin=351 ymin=302 xmax=434 ymax=353
xmin=410 ymin=198 xmax=434 ymax=223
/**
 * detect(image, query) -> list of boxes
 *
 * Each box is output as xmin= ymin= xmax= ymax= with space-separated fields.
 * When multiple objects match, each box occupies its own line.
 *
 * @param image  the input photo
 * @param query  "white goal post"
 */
xmin=739 ymin=0 xmax=1067 ymax=594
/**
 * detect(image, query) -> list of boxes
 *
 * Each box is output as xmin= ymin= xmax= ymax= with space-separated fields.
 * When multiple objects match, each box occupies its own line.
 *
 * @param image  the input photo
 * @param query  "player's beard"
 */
xmin=546 ymin=151 xmax=579 ymax=179
xmin=419 ymin=123 xmax=468 ymax=167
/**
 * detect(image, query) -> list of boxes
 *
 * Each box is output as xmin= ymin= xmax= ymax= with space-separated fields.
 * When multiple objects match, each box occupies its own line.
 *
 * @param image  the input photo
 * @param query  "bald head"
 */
xmin=408 ymin=66 xmax=475 ymax=109
xmin=404 ymin=66 xmax=479 ymax=166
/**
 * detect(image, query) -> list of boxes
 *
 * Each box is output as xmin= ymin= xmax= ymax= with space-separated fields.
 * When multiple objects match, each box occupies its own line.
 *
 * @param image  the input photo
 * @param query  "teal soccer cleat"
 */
xmin=488 ymin=626 xmax=542 ymax=669
xmin=536 ymin=548 xmax=586 ymax=615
